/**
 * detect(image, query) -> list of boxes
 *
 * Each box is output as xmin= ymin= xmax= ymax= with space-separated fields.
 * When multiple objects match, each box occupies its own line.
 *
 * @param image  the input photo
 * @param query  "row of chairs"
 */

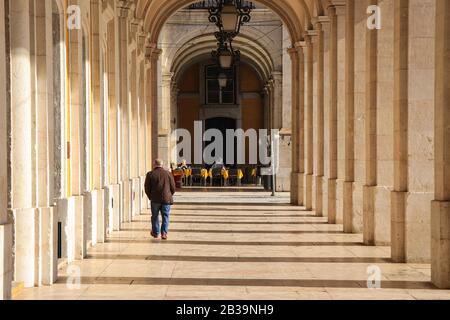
xmin=186 ymin=167 xmax=246 ymax=187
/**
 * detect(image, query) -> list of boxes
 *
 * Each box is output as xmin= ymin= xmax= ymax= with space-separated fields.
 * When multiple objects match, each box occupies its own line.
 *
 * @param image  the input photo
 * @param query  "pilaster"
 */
xmin=391 ymin=0 xmax=409 ymax=261
xmin=0 ymin=0 xmax=12 ymax=299
xmin=288 ymin=47 xmax=300 ymax=205
xmin=343 ymin=0 xmax=355 ymax=233
xmin=303 ymin=35 xmax=314 ymax=211
xmin=363 ymin=0 xmax=379 ymax=245
xmin=313 ymin=18 xmax=327 ymax=217
xmin=327 ymin=5 xmax=339 ymax=224
xmin=431 ymin=0 xmax=450 ymax=289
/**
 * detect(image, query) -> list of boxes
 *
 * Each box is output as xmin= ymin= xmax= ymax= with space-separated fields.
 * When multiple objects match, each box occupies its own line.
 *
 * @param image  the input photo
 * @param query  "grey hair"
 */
xmin=154 ymin=159 xmax=164 ymax=167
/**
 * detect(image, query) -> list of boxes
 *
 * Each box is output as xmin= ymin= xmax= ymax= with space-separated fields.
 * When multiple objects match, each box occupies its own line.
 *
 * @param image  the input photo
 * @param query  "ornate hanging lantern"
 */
xmin=208 ymin=0 xmax=252 ymax=40
xmin=211 ymin=34 xmax=240 ymax=69
xmin=218 ymin=73 xmax=228 ymax=88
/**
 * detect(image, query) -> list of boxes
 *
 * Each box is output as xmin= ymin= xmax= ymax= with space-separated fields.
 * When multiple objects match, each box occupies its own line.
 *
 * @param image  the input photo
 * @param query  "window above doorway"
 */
xmin=205 ymin=65 xmax=236 ymax=105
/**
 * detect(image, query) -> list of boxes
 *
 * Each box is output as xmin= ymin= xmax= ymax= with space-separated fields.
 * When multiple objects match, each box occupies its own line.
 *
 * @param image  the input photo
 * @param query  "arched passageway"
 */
xmin=0 ymin=0 xmax=449 ymax=300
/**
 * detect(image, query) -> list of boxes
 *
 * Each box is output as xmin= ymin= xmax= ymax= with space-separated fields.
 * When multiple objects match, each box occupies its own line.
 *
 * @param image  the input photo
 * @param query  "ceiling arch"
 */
xmin=171 ymin=34 xmax=274 ymax=84
xmin=136 ymin=0 xmax=315 ymax=45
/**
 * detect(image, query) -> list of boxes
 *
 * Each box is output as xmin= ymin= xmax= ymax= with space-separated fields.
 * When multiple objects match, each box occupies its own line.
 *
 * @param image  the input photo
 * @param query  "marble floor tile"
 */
xmin=14 ymin=191 xmax=450 ymax=300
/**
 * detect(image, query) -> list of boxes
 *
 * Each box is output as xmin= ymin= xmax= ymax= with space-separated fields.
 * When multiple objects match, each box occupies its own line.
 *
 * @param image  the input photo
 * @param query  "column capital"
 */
xmin=328 ymin=0 xmax=347 ymax=8
xmin=327 ymin=5 xmax=337 ymax=17
xmin=152 ymin=49 xmax=162 ymax=61
xmin=117 ymin=1 xmax=132 ymax=18
xmin=301 ymin=33 xmax=313 ymax=44
xmin=271 ymin=71 xmax=283 ymax=81
xmin=130 ymin=19 xmax=142 ymax=34
xmin=287 ymin=47 xmax=299 ymax=61
xmin=296 ymin=35 xmax=312 ymax=53
xmin=162 ymin=72 xmax=174 ymax=84
xmin=145 ymin=43 xmax=161 ymax=61
xmin=137 ymin=34 xmax=148 ymax=57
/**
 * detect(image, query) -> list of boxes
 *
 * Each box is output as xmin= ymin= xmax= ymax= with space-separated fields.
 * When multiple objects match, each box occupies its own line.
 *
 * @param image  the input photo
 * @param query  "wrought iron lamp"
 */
xmin=218 ymin=73 xmax=228 ymax=88
xmin=211 ymin=34 xmax=240 ymax=69
xmin=209 ymin=0 xmax=251 ymax=69
xmin=208 ymin=0 xmax=252 ymax=40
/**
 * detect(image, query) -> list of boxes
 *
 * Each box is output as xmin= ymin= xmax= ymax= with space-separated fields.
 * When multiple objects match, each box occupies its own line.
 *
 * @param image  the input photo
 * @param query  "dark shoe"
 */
xmin=161 ymin=233 xmax=168 ymax=240
xmin=151 ymin=231 xmax=159 ymax=239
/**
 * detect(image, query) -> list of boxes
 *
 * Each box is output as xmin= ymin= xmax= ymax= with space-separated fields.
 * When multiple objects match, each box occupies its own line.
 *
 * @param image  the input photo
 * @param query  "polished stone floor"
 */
xmin=15 ymin=191 xmax=450 ymax=300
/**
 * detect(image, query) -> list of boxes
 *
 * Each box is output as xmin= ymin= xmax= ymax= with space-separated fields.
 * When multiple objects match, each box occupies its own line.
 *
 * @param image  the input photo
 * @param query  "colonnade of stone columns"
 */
xmin=0 ymin=0 xmax=161 ymax=298
xmin=0 ymin=0 xmax=449 ymax=300
xmin=288 ymin=0 xmax=450 ymax=289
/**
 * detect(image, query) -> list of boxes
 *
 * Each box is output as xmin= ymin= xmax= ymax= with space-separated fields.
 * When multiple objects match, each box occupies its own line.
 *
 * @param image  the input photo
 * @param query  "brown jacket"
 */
xmin=144 ymin=167 xmax=176 ymax=204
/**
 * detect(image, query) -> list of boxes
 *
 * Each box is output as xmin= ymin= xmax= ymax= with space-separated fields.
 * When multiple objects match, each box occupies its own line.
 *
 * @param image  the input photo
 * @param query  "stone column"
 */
xmin=288 ymin=48 xmax=300 ymax=205
xmin=137 ymin=35 xmax=146 ymax=177
xmin=363 ymin=0 xmax=378 ymax=245
xmin=116 ymin=3 xmax=130 ymax=223
xmin=271 ymin=72 xmax=283 ymax=130
xmin=107 ymin=20 xmax=118 ymax=185
xmin=89 ymin=0 xmax=105 ymax=247
xmin=304 ymin=35 xmax=314 ymax=211
xmin=129 ymin=22 xmax=139 ymax=180
xmin=151 ymin=48 xmax=162 ymax=163
xmin=267 ymin=80 xmax=275 ymax=131
xmin=159 ymin=72 xmax=174 ymax=166
xmin=263 ymin=86 xmax=270 ymax=130
xmin=296 ymin=44 xmax=305 ymax=207
xmin=431 ymin=0 xmax=450 ymax=289
xmin=9 ymin=0 xmax=37 ymax=287
xmin=137 ymin=34 xmax=147 ymax=213
xmin=144 ymin=46 xmax=153 ymax=171
xmin=128 ymin=20 xmax=141 ymax=220
xmin=0 ymin=0 xmax=13 ymax=299
xmin=343 ymin=0 xmax=355 ymax=233
xmin=104 ymin=18 xmax=121 ymax=232
xmin=91 ymin=0 xmax=102 ymax=191
xmin=327 ymin=5 xmax=338 ymax=224
xmin=33 ymin=0 xmax=59 ymax=285
xmin=314 ymin=20 xmax=326 ymax=217
xmin=391 ymin=0 xmax=408 ymax=262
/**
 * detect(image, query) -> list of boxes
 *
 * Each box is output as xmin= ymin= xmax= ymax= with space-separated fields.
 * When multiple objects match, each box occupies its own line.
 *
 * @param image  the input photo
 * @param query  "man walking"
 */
xmin=144 ymin=159 xmax=176 ymax=240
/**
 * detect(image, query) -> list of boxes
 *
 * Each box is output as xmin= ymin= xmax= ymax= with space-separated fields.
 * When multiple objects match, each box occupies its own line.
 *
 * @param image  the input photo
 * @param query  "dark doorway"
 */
xmin=205 ymin=117 xmax=236 ymax=166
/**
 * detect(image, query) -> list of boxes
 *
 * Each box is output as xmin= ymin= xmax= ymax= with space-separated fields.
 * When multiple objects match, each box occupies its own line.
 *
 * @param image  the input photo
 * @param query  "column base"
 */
xmin=291 ymin=172 xmax=304 ymax=206
xmin=13 ymin=208 xmax=38 ymax=288
xmin=56 ymin=198 xmax=75 ymax=263
xmin=305 ymin=174 xmax=313 ymax=210
xmin=96 ymin=189 xmax=106 ymax=244
xmin=431 ymin=200 xmax=450 ymax=289
xmin=105 ymin=184 xmax=121 ymax=232
xmin=140 ymin=176 xmax=149 ymax=212
xmin=290 ymin=172 xmax=298 ymax=205
xmin=73 ymin=195 xmax=85 ymax=260
xmin=131 ymin=178 xmax=141 ymax=219
xmin=83 ymin=190 xmax=98 ymax=249
xmin=315 ymin=176 xmax=323 ymax=217
xmin=121 ymin=180 xmax=132 ymax=223
xmin=343 ymin=181 xmax=354 ymax=233
xmin=363 ymin=185 xmax=376 ymax=245
xmin=0 ymin=222 xmax=13 ymax=299
xmin=39 ymin=207 xmax=58 ymax=286
xmin=327 ymin=179 xmax=337 ymax=224
xmin=391 ymin=191 xmax=406 ymax=262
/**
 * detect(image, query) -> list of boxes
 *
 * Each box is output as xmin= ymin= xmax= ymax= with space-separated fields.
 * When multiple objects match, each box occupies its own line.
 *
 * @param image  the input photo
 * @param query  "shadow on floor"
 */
xmin=56 ymin=276 xmax=436 ymax=290
xmin=105 ymin=239 xmax=364 ymax=246
xmin=85 ymin=253 xmax=392 ymax=264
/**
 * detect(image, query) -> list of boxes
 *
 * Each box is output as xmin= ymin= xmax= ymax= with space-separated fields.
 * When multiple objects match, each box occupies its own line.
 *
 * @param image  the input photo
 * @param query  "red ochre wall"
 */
xmin=177 ymin=61 xmax=265 ymax=163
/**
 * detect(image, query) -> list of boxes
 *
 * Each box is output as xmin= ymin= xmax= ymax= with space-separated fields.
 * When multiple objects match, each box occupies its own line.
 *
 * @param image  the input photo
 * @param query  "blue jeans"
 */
xmin=150 ymin=202 xmax=171 ymax=235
